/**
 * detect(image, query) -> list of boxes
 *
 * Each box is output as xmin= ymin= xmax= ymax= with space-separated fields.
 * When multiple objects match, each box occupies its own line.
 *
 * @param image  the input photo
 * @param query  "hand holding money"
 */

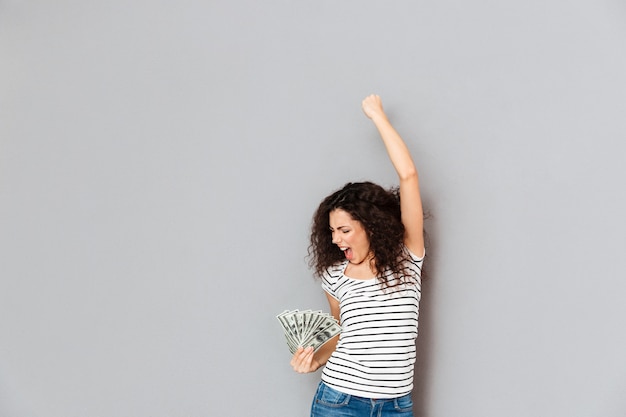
xmin=290 ymin=346 xmax=322 ymax=373
xmin=276 ymin=309 xmax=341 ymax=354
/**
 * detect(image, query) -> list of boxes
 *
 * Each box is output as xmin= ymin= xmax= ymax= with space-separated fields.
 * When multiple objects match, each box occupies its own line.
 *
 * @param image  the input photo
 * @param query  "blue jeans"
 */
xmin=310 ymin=381 xmax=414 ymax=417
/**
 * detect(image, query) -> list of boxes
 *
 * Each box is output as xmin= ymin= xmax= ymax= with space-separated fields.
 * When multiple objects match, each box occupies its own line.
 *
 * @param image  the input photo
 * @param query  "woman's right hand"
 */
xmin=290 ymin=346 xmax=322 ymax=373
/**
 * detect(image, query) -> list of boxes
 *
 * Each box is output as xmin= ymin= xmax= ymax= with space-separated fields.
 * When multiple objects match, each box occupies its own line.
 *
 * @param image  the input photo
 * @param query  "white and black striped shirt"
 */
xmin=321 ymin=248 xmax=424 ymax=398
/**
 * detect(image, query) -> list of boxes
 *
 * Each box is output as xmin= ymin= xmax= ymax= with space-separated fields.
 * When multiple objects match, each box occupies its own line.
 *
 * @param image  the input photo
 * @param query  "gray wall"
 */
xmin=2 ymin=1 xmax=625 ymax=416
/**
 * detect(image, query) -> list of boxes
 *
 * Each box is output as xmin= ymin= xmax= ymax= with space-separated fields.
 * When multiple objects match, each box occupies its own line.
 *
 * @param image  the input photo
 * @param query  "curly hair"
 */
xmin=308 ymin=181 xmax=418 ymax=288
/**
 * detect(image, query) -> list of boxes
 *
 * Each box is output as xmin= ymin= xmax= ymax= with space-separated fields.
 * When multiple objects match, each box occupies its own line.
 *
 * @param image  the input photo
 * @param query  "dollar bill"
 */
xmin=276 ymin=309 xmax=341 ymax=354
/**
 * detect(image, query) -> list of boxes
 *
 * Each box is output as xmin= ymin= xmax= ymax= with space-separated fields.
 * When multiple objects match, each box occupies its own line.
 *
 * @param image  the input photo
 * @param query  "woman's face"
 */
xmin=329 ymin=209 xmax=371 ymax=264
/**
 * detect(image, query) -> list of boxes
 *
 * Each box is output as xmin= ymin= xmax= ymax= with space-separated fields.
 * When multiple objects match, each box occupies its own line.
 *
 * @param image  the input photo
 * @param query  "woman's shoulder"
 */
xmin=321 ymin=260 xmax=349 ymax=285
xmin=404 ymin=245 xmax=425 ymax=262
xmin=321 ymin=260 xmax=349 ymax=296
xmin=399 ymin=245 xmax=425 ymax=279
xmin=324 ymin=259 xmax=348 ymax=277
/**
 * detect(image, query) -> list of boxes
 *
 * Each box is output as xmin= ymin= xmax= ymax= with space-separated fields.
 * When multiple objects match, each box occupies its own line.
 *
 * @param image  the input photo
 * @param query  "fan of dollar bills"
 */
xmin=276 ymin=310 xmax=342 ymax=354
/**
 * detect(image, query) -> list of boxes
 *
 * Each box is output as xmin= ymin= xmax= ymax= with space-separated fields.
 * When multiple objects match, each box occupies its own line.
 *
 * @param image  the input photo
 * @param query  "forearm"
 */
xmin=313 ymin=334 xmax=339 ymax=368
xmin=370 ymin=114 xmax=418 ymax=182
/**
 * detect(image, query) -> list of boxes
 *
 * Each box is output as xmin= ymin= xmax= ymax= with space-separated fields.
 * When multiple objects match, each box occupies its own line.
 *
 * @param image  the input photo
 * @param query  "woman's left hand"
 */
xmin=361 ymin=94 xmax=386 ymax=120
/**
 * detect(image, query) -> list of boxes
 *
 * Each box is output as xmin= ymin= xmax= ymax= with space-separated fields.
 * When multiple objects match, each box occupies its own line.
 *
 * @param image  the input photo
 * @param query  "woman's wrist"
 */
xmin=370 ymin=112 xmax=389 ymax=126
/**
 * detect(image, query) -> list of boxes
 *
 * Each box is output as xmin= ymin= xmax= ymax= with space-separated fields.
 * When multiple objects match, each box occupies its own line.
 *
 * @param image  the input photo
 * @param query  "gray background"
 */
xmin=1 ymin=1 xmax=625 ymax=416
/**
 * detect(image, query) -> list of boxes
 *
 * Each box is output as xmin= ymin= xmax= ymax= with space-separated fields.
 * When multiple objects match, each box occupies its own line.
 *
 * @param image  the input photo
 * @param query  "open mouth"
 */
xmin=340 ymin=247 xmax=354 ymax=261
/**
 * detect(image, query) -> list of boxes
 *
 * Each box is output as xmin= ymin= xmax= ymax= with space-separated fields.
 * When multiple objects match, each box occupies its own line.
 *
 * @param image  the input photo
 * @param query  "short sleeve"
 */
xmin=407 ymin=246 xmax=425 ymax=262
xmin=321 ymin=264 xmax=342 ymax=301
xmin=405 ymin=246 xmax=425 ymax=282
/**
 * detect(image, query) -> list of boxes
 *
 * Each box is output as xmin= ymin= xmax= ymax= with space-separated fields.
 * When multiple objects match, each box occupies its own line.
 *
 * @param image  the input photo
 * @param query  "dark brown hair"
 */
xmin=308 ymin=181 xmax=419 ymax=287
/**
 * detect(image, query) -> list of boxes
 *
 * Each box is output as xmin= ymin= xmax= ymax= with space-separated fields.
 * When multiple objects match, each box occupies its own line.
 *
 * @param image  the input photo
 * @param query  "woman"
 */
xmin=291 ymin=94 xmax=425 ymax=417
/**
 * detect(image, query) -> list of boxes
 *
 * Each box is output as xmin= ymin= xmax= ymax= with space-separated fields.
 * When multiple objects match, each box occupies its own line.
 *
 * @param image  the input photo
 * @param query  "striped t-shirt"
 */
xmin=320 ymin=248 xmax=424 ymax=399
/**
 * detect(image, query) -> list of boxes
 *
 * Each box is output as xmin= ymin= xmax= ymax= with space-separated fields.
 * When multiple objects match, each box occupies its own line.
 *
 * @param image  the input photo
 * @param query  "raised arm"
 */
xmin=362 ymin=94 xmax=425 ymax=256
